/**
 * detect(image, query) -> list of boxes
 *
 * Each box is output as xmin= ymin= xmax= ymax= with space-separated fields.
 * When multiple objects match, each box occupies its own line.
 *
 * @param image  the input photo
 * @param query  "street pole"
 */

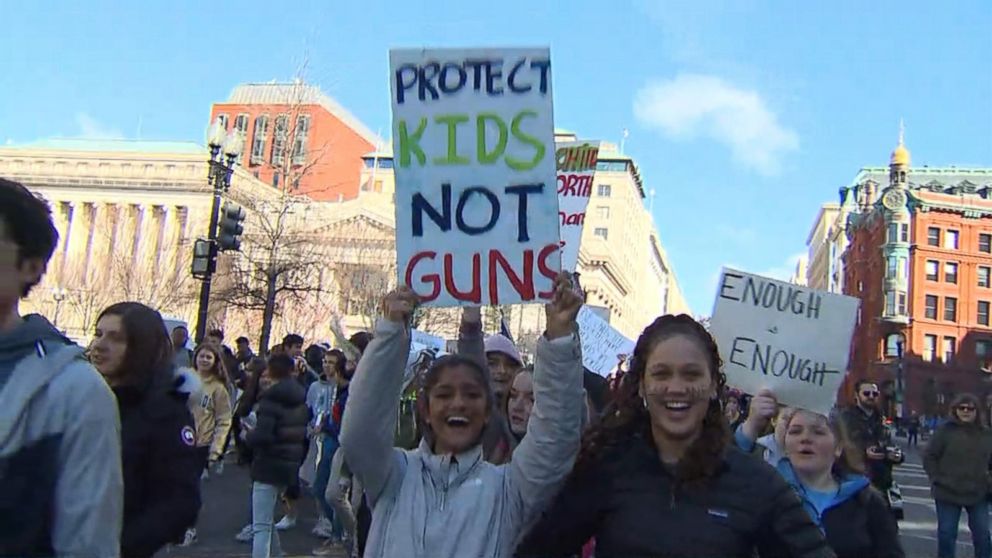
xmin=194 ymin=121 xmax=242 ymax=344
xmin=194 ymin=158 xmax=224 ymax=344
xmin=896 ymin=339 xmax=906 ymax=427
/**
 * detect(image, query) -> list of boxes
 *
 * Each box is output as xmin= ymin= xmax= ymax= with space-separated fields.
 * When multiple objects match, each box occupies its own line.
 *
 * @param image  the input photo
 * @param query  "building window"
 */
xmin=926 ymin=260 xmax=939 ymax=281
xmin=273 ymin=172 xmax=280 ymax=188
xmin=597 ymin=184 xmax=612 ymax=197
xmin=980 ymin=301 xmax=991 ymax=326
xmin=887 ymin=257 xmax=897 ymax=279
xmin=945 ymin=297 xmax=958 ymax=322
xmin=597 ymin=206 xmax=610 ymax=219
xmin=923 ymin=334 xmax=937 ymax=362
xmin=888 ymin=223 xmax=898 ymax=243
xmin=978 ymin=340 xmax=992 ymax=365
xmin=901 ymin=223 xmax=909 ymax=242
xmin=217 ymin=114 xmax=229 ymax=130
xmin=857 ymin=280 xmax=863 ymax=292
xmin=884 ymin=291 xmax=906 ymax=316
xmin=271 ymin=115 xmax=288 ymax=166
xmin=925 ymin=295 xmax=938 ymax=319
xmin=234 ymin=113 xmax=249 ymax=135
xmin=884 ymin=334 xmax=904 ymax=358
xmin=945 ymin=229 xmax=960 ymax=249
xmin=980 ymin=266 xmax=991 ymax=288
xmin=593 ymin=227 xmax=609 ymax=240
xmin=250 ymin=115 xmax=269 ymax=165
xmin=981 ymin=233 xmax=992 ymax=254
xmin=943 ymin=336 xmax=956 ymax=362
xmin=291 ymin=115 xmax=311 ymax=165
xmin=898 ymin=292 xmax=907 ymax=314
xmin=928 ymin=227 xmax=940 ymax=246
xmin=945 ymin=262 xmax=958 ymax=284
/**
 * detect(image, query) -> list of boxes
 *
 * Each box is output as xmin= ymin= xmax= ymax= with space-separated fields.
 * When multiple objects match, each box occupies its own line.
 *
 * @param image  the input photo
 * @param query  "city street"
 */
xmin=897 ymin=437 xmax=976 ymax=558
xmin=154 ymin=459 xmax=346 ymax=558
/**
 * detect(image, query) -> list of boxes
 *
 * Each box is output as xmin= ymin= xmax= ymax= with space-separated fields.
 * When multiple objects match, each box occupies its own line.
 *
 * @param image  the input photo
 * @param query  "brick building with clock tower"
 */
xmin=842 ymin=133 xmax=992 ymax=418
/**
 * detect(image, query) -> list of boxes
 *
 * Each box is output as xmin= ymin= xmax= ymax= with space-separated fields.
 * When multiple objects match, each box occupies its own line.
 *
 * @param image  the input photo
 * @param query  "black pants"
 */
xmin=194 ymin=446 xmax=210 ymax=473
xmin=908 ymin=431 xmax=918 ymax=447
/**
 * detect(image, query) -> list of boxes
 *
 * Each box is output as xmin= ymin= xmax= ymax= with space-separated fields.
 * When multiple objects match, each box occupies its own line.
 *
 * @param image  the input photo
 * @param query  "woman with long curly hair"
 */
xmin=517 ymin=314 xmax=832 ymax=558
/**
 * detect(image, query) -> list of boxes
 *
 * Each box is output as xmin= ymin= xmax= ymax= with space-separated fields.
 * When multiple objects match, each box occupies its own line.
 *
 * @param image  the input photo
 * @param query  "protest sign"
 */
xmin=556 ymin=141 xmax=600 ymax=271
xmin=411 ymin=329 xmax=446 ymax=353
xmin=708 ymin=268 xmax=859 ymax=416
xmin=390 ymin=48 xmax=561 ymax=307
xmin=577 ymin=305 xmax=634 ymax=377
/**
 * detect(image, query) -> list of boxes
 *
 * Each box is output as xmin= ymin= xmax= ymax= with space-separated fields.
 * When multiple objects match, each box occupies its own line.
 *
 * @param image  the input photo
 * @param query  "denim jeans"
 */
xmin=311 ymin=434 xmax=342 ymax=537
xmin=326 ymin=447 xmax=358 ymax=541
xmin=936 ymin=499 xmax=991 ymax=558
xmin=252 ymin=482 xmax=284 ymax=558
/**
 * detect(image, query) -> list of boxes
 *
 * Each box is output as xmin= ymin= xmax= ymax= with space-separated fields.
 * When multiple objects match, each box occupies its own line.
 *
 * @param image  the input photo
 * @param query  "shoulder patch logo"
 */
xmin=181 ymin=425 xmax=196 ymax=447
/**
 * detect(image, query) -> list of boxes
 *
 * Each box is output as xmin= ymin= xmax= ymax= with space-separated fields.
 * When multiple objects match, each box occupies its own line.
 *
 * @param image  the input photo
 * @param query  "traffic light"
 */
xmin=217 ymin=201 xmax=246 ymax=251
xmin=191 ymin=239 xmax=216 ymax=279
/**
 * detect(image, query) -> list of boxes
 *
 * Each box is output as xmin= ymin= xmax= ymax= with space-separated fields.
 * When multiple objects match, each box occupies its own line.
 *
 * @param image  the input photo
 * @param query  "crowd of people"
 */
xmin=1 ymin=178 xmax=991 ymax=558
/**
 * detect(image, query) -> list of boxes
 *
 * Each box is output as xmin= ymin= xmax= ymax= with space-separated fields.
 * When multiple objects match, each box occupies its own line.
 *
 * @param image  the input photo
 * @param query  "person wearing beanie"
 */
xmin=484 ymin=333 xmax=523 ymax=411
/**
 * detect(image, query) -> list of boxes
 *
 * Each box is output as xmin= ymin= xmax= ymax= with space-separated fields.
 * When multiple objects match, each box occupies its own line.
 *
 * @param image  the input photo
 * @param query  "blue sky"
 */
xmin=3 ymin=0 xmax=990 ymax=314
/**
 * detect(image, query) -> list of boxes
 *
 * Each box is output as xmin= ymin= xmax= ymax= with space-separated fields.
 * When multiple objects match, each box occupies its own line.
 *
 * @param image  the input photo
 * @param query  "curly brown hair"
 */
xmin=574 ymin=314 xmax=730 ymax=483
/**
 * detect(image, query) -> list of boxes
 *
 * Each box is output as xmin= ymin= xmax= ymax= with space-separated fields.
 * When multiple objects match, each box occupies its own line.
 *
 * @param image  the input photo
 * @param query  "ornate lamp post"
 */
xmin=193 ymin=118 xmax=244 ymax=343
xmin=52 ymin=286 xmax=67 ymax=331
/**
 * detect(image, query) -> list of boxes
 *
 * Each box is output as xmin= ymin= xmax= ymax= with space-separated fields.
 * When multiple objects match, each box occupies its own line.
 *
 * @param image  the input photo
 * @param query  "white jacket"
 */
xmin=340 ymin=319 xmax=584 ymax=558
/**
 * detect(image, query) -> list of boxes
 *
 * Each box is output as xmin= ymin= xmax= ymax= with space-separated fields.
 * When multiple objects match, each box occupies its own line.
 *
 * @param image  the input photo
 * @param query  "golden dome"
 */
xmin=890 ymin=120 xmax=911 ymax=166
xmin=890 ymin=143 xmax=911 ymax=166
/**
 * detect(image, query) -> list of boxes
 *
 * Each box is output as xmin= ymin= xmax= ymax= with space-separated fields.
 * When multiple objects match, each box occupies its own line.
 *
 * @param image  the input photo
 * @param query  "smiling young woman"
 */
xmin=517 ymin=314 xmax=833 ymax=558
xmin=339 ymin=273 xmax=585 ymax=558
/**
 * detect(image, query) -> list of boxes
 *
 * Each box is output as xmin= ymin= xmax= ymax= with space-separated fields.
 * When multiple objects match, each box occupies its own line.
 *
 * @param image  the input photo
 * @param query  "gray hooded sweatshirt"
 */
xmin=340 ymin=319 xmax=585 ymax=558
xmin=0 ymin=314 xmax=123 ymax=557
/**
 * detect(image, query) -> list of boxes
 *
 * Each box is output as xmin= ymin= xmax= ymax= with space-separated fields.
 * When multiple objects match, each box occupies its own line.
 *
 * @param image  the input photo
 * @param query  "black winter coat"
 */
xmin=247 ymin=378 xmax=309 ymax=487
xmin=839 ymin=406 xmax=902 ymax=490
xmin=517 ymin=435 xmax=834 ymax=558
xmin=113 ymin=368 xmax=201 ymax=558
xmin=821 ymin=487 xmax=903 ymax=558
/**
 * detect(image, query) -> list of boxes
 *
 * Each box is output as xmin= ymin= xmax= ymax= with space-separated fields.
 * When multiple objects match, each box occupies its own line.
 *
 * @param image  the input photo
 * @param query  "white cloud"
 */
xmin=633 ymin=74 xmax=799 ymax=175
xmin=74 ymin=112 xmax=124 ymax=139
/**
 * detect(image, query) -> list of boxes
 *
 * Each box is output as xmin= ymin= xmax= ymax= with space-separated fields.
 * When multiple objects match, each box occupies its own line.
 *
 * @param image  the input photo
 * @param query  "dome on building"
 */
xmin=891 ymin=143 xmax=911 ymax=166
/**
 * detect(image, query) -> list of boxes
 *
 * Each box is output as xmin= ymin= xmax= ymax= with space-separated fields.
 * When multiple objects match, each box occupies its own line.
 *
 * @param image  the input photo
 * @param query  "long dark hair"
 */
xmin=574 ymin=314 xmax=729 ymax=483
xmin=96 ymin=302 xmax=173 ymax=388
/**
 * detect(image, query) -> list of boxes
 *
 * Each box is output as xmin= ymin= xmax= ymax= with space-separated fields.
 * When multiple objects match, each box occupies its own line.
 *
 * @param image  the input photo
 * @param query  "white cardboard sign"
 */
xmin=411 ymin=329 xmax=446 ymax=353
xmin=390 ymin=47 xmax=561 ymax=307
xmin=577 ymin=305 xmax=635 ymax=377
xmin=708 ymin=268 xmax=859 ymax=416
xmin=556 ymin=141 xmax=600 ymax=271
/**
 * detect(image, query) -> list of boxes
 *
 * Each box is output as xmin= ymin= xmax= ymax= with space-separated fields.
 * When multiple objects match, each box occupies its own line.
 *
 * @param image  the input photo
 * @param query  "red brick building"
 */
xmin=843 ymin=138 xmax=992 ymax=418
xmin=210 ymin=83 xmax=380 ymax=201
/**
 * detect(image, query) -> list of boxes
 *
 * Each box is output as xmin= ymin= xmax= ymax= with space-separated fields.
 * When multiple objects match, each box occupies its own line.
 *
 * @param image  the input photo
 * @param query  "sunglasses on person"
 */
xmin=957 ymin=405 xmax=977 ymax=412
xmin=861 ymin=390 xmax=880 ymax=398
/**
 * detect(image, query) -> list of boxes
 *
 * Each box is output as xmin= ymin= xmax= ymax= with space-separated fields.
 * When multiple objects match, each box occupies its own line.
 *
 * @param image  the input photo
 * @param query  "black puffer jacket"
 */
xmin=822 ymin=486 xmax=903 ymax=558
xmin=113 ymin=367 xmax=201 ymax=558
xmin=247 ymin=378 xmax=309 ymax=486
xmin=517 ymin=434 xmax=834 ymax=558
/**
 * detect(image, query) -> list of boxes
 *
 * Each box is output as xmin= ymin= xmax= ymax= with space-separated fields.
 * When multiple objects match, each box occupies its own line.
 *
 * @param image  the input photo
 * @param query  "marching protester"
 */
xmin=924 ymin=393 xmax=992 ymax=558
xmin=339 ymin=274 xmax=586 ymax=558
xmin=90 ymin=301 xmax=202 ymax=558
xmin=0 ymin=178 xmax=122 ymax=558
xmin=777 ymin=409 xmax=904 ymax=558
xmin=172 ymin=324 xmax=194 ymax=368
xmin=236 ymin=336 xmax=257 ymax=373
xmin=839 ymin=380 xmax=904 ymax=498
xmin=460 ymin=306 xmax=517 ymax=464
xmin=180 ymin=343 xmax=234 ymax=545
xmin=517 ymin=314 xmax=832 ymax=558
xmin=313 ymin=348 xmax=356 ymax=557
xmin=507 ymin=367 xmax=535 ymax=446
xmin=724 ymin=388 xmax=745 ymax=430
xmin=233 ymin=356 xmax=270 ymax=543
xmin=307 ymin=348 xmax=344 ymax=541
xmin=245 ymin=353 xmax=310 ymax=558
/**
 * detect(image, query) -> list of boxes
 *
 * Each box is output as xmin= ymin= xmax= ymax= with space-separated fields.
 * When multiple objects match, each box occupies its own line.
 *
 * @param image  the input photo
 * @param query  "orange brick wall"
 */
xmin=209 ymin=103 xmax=375 ymax=201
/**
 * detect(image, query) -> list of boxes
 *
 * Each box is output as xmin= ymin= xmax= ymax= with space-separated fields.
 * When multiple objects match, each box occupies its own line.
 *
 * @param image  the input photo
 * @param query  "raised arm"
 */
xmin=506 ymin=273 xmax=585 ymax=522
xmin=339 ymin=288 xmax=416 ymax=505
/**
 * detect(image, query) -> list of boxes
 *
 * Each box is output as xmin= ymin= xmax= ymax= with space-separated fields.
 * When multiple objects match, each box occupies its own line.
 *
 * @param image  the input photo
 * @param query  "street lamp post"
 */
xmin=895 ymin=339 xmax=906 ymax=427
xmin=52 ymin=286 xmax=67 ymax=331
xmin=193 ymin=118 xmax=243 ymax=344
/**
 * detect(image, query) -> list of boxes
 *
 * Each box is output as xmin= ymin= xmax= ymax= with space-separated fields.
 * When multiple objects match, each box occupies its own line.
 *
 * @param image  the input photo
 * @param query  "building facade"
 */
xmin=355 ymin=132 xmax=690 ymax=346
xmin=210 ymin=82 xmax=381 ymax=202
xmin=842 ymin=137 xmax=992 ymax=417
xmin=805 ymin=203 xmax=840 ymax=290
xmin=0 ymin=138 xmax=282 ymax=341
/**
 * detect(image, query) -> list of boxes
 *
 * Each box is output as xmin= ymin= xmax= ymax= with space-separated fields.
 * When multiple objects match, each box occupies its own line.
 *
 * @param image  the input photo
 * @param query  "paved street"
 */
xmin=896 ymin=437 xmax=979 ymax=558
xmin=154 ymin=458 xmax=346 ymax=558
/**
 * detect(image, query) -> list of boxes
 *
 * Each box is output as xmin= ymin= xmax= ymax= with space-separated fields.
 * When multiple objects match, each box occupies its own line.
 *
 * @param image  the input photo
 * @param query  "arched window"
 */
xmin=884 ymin=333 xmax=905 ymax=358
